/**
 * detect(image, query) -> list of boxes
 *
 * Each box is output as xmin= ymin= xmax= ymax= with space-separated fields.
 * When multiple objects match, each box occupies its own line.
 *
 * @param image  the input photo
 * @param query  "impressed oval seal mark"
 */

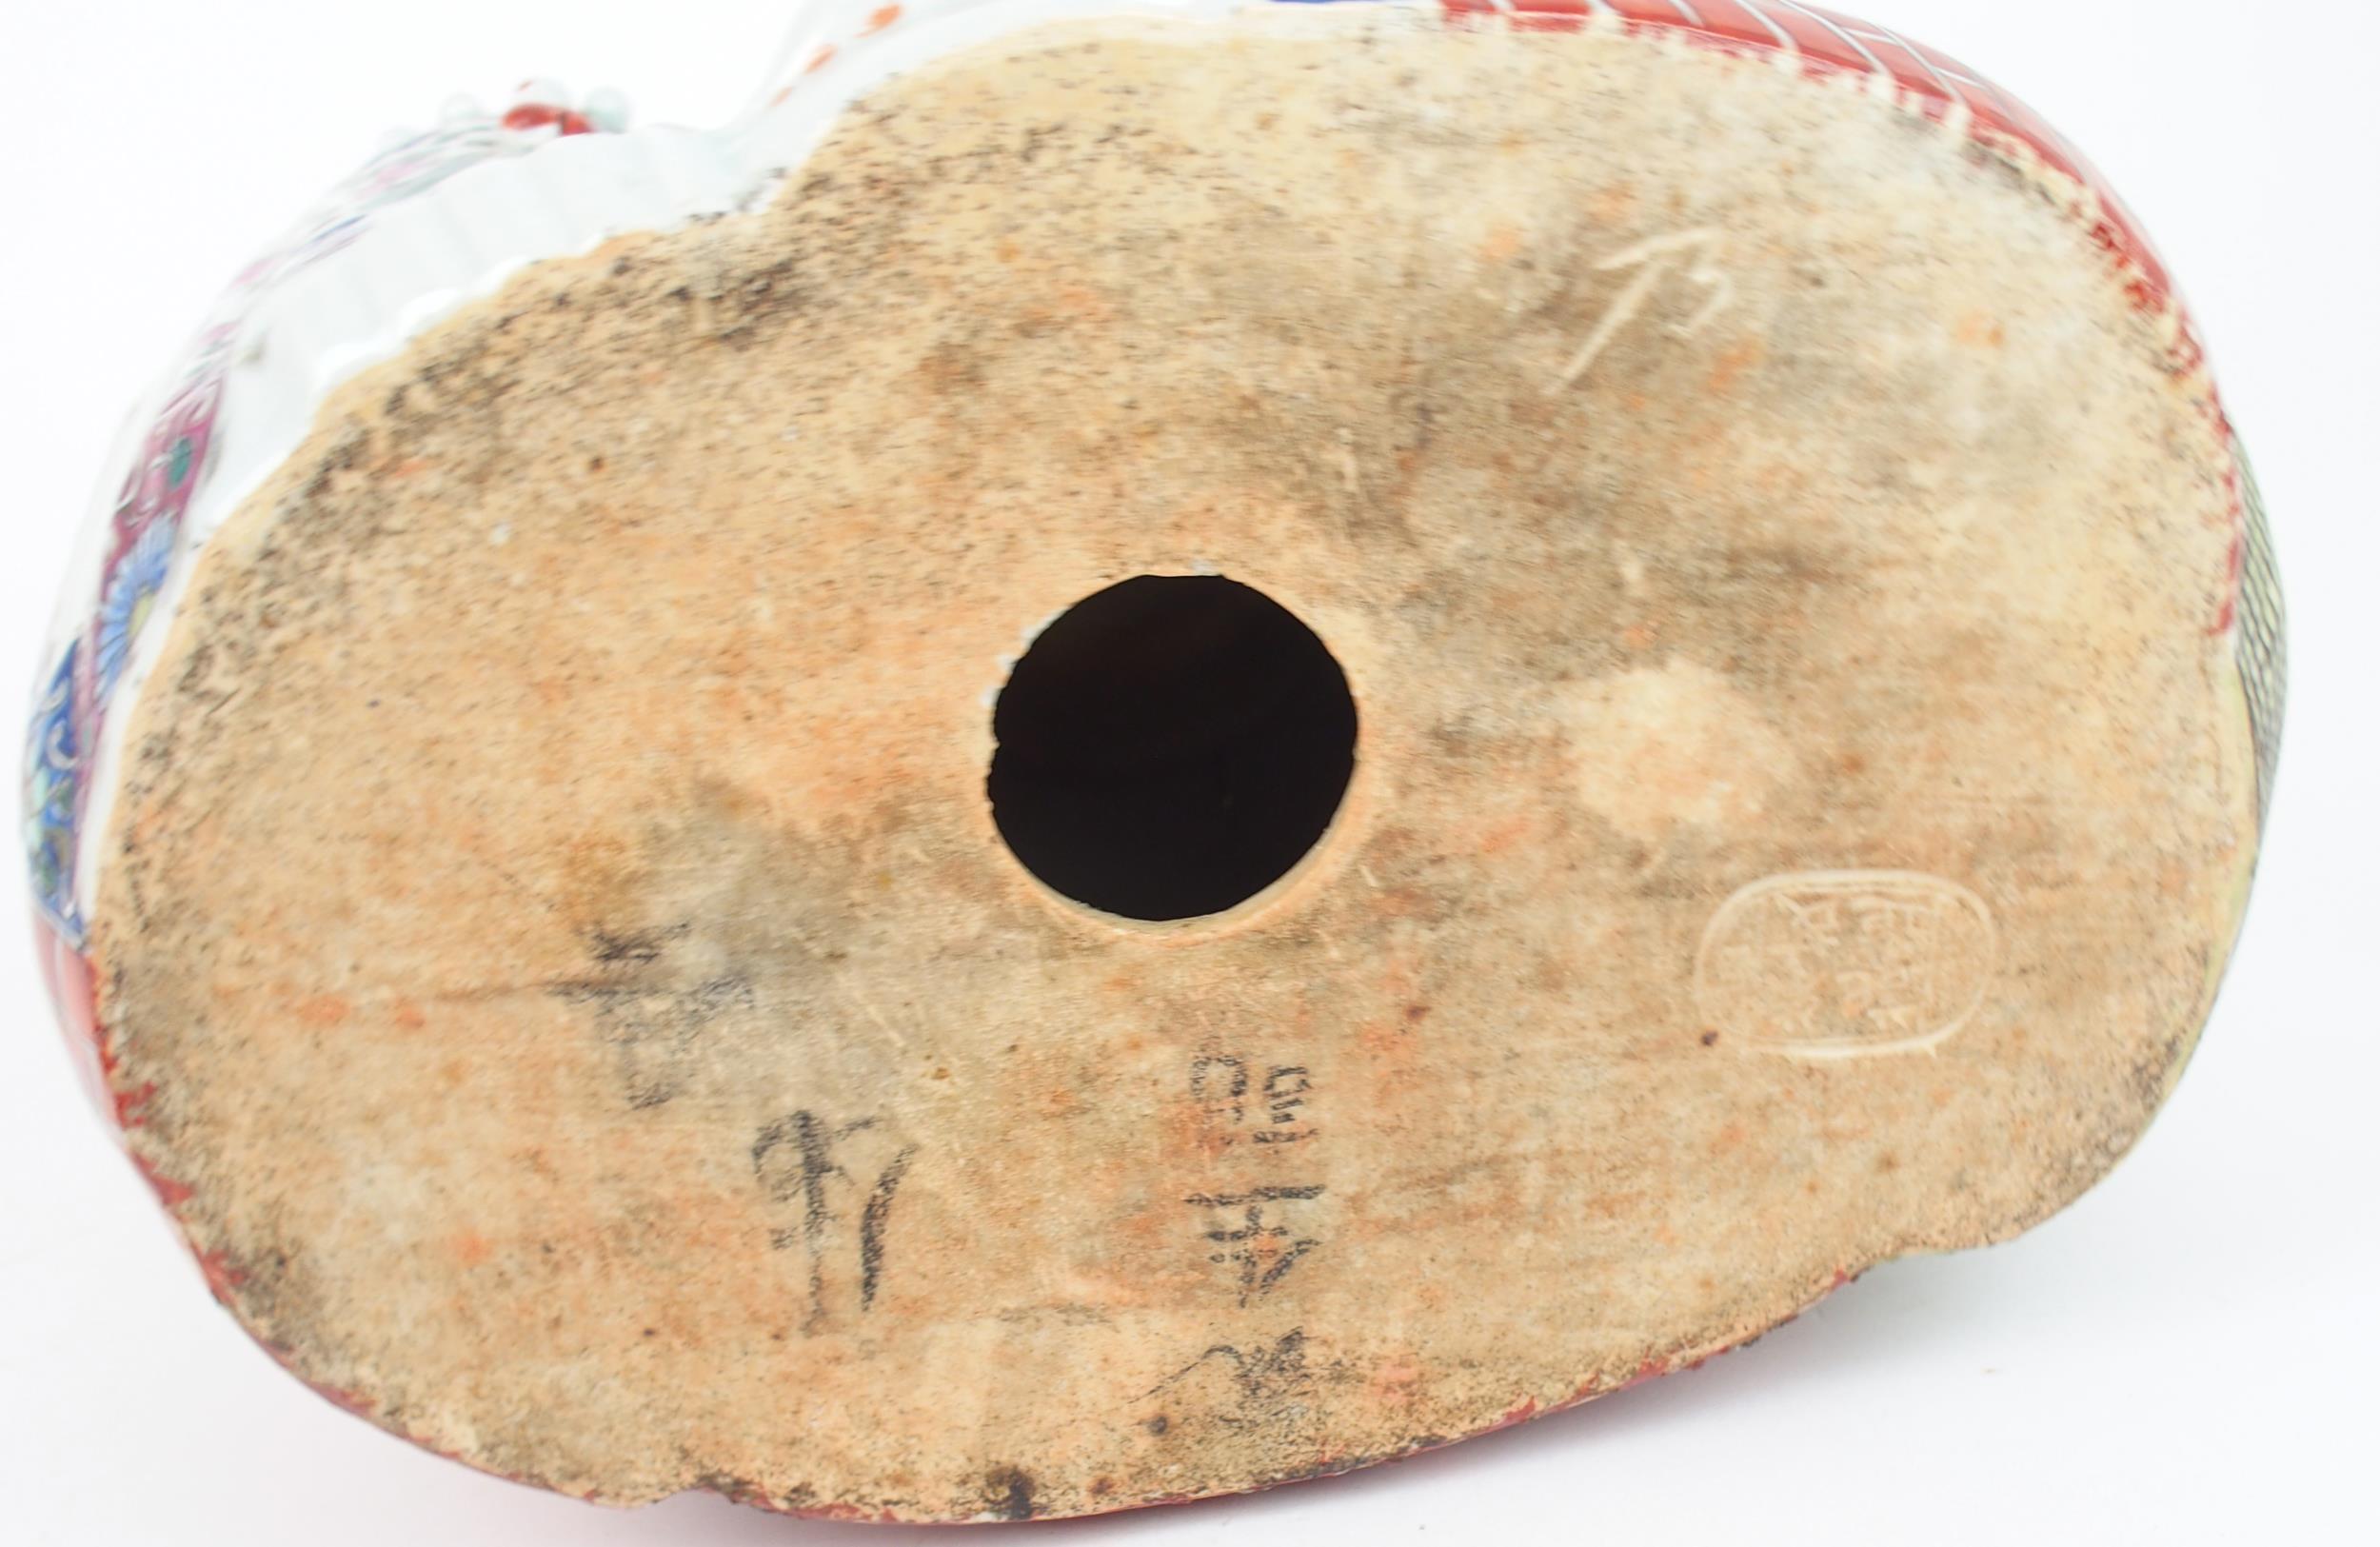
xmin=1694 ymin=871 xmax=1997 ymax=1060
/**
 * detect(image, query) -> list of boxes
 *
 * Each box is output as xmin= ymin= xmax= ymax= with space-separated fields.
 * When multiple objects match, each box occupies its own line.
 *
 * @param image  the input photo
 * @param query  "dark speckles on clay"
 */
xmin=987 ymin=1466 xmax=1037 ymax=1520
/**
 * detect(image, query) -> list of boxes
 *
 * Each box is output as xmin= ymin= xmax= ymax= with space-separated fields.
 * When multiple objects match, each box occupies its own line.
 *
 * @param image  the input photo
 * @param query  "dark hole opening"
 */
xmin=987 ymin=576 xmax=1359 ymax=922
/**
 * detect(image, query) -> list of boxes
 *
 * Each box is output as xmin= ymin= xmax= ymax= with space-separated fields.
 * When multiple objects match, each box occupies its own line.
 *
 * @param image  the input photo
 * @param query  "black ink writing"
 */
xmin=753 ymin=1110 xmax=917 ymax=1330
xmin=551 ymin=923 xmax=750 ymax=1109
xmin=1255 ymin=1065 xmax=1312 ymax=1142
xmin=1183 ymin=1185 xmax=1325 ymax=1305
xmin=1190 ymin=1055 xmax=1317 ymax=1144
xmin=1190 ymin=1056 xmax=1248 ymax=1127
xmin=1147 ymin=1328 xmax=1310 ymax=1400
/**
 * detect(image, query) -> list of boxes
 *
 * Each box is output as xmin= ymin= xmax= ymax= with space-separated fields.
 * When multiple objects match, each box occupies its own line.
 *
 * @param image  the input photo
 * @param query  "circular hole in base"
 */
xmin=988 ymin=576 xmax=1359 ymax=922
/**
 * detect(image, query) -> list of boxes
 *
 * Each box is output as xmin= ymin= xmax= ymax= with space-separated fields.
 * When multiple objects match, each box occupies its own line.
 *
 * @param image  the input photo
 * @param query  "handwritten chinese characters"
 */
xmin=1189 ymin=1055 xmax=1317 ymax=1145
xmin=1184 ymin=1052 xmax=1326 ymax=1303
xmin=1183 ymin=1185 xmax=1325 ymax=1307
xmin=753 ymin=1109 xmax=916 ymax=1332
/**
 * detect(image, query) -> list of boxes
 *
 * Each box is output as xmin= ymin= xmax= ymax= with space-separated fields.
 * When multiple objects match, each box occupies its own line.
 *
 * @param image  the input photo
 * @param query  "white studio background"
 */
xmin=0 ymin=3 xmax=2370 ymax=1543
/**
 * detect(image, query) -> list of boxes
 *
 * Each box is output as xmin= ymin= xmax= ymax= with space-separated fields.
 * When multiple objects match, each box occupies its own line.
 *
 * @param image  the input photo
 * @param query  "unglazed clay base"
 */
xmin=81 ymin=10 xmax=2265 ymax=1523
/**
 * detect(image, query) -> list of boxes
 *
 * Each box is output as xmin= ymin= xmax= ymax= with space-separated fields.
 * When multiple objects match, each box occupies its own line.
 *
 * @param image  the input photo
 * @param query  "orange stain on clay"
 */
xmin=292 ymin=993 xmax=352 ymax=1029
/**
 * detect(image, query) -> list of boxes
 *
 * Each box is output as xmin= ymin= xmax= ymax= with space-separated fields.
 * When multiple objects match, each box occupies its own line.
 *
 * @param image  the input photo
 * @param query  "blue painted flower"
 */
xmin=95 ymin=518 xmax=176 ymax=698
xmin=22 ymin=644 xmax=82 ymax=940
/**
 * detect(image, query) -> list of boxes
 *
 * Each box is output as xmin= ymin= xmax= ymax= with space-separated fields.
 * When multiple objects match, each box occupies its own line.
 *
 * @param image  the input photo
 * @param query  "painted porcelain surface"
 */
xmin=24 ymin=0 xmax=2283 ymax=1122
